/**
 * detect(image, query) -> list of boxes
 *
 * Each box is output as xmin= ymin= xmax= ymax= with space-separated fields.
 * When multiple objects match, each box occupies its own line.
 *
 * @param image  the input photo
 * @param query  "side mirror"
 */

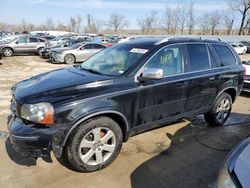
xmin=242 ymin=61 xmax=246 ymax=64
xmin=15 ymin=41 xmax=18 ymax=44
xmin=138 ymin=68 xmax=163 ymax=82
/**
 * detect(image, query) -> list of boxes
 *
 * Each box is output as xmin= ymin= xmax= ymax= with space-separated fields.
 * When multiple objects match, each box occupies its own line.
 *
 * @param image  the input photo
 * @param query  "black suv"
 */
xmin=8 ymin=37 xmax=244 ymax=172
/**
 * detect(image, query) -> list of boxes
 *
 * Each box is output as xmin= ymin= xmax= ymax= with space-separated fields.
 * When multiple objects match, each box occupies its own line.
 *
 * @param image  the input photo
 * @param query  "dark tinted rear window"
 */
xmin=92 ymin=44 xmax=106 ymax=49
xmin=39 ymin=38 xmax=46 ymax=42
xmin=212 ymin=44 xmax=236 ymax=67
xmin=29 ymin=37 xmax=38 ymax=43
xmin=185 ymin=44 xmax=210 ymax=72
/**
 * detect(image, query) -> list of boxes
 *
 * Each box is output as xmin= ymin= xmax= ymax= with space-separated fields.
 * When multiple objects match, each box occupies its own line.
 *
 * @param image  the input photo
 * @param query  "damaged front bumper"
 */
xmin=7 ymin=117 xmax=59 ymax=158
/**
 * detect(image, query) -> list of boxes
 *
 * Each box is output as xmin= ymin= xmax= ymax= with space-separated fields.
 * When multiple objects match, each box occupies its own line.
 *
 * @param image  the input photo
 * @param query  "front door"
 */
xmin=134 ymin=44 xmax=187 ymax=128
xmin=14 ymin=36 xmax=29 ymax=52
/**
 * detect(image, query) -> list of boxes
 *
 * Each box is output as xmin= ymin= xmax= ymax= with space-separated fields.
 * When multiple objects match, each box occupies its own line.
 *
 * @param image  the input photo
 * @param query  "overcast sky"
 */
xmin=0 ymin=0 xmax=233 ymax=29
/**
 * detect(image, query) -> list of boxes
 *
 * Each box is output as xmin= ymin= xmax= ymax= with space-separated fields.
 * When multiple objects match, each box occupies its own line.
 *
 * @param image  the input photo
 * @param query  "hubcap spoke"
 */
xmin=101 ymin=130 xmax=114 ymax=143
xmin=95 ymin=150 xmax=104 ymax=164
xmin=80 ymin=139 xmax=94 ymax=149
xmin=92 ymin=128 xmax=101 ymax=142
xmin=81 ymin=148 xmax=95 ymax=163
xmin=102 ymin=144 xmax=115 ymax=152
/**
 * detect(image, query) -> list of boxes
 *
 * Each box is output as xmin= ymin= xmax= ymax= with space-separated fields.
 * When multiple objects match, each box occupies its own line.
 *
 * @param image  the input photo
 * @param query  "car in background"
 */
xmin=242 ymin=60 xmax=250 ymax=92
xmin=215 ymin=137 xmax=250 ymax=188
xmin=231 ymin=43 xmax=247 ymax=55
xmin=0 ymin=35 xmax=48 ymax=57
xmin=50 ymin=42 xmax=106 ymax=64
xmin=40 ymin=39 xmax=87 ymax=59
xmin=240 ymin=41 xmax=250 ymax=53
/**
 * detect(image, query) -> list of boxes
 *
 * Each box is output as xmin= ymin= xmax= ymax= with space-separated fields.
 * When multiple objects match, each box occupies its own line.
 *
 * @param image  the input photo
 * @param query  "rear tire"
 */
xmin=37 ymin=47 xmax=44 ymax=56
xmin=64 ymin=54 xmax=75 ymax=64
xmin=3 ymin=48 xmax=13 ymax=57
xmin=65 ymin=116 xmax=123 ymax=172
xmin=204 ymin=92 xmax=232 ymax=126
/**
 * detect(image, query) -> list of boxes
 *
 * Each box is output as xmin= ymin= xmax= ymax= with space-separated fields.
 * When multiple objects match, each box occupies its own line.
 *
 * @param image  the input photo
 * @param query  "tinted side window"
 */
xmin=145 ymin=45 xmax=183 ymax=76
xmin=208 ymin=45 xmax=218 ymax=68
xmin=92 ymin=44 xmax=105 ymax=49
xmin=39 ymin=38 xmax=46 ymax=43
xmin=83 ymin=44 xmax=92 ymax=49
xmin=212 ymin=44 xmax=236 ymax=67
xmin=29 ymin=37 xmax=38 ymax=43
xmin=185 ymin=44 xmax=210 ymax=72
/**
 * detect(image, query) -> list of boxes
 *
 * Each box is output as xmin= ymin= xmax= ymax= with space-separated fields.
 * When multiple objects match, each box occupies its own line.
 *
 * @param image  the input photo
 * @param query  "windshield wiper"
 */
xmin=79 ymin=66 xmax=103 ymax=75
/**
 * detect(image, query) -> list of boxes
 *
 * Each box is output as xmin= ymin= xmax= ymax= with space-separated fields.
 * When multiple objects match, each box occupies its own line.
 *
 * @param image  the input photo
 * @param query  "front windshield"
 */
xmin=81 ymin=43 xmax=149 ymax=76
xmin=0 ymin=36 xmax=17 ymax=43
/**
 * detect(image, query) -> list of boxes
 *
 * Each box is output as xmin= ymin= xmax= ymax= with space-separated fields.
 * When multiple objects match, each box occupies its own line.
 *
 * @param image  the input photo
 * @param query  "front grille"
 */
xmin=245 ymin=75 xmax=250 ymax=81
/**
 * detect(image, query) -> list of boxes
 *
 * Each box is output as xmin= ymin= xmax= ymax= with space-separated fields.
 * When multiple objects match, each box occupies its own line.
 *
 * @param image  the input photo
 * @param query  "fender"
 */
xmin=211 ymin=86 xmax=237 ymax=106
xmin=61 ymin=110 xmax=130 ymax=147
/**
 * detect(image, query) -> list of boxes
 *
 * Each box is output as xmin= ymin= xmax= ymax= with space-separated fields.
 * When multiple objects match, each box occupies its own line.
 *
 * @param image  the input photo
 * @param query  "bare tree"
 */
xmin=45 ymin=17 xmax=55 ymax=30
xmin=178 ymin=5 xmax=187 ymax=34
xmin=107 ymin=13 xmax=128 ymax=33
xmin=198 ymin=13 xmax=210 ymax=35
xmin=209 ymin=11 xmax=221 ymax=35
xmin=137 ymin=18 xmax=147 ymax=34
xmin=21 ymin=18 xmax=27 ymax=31
xmin=69 ymin=17 xmax=77 ymax=32
xmin=75 ymin=15 xmax=82 ymax=33
xmin=187 ymin=1 xmax=195 ymax=35
xmin=162 ymin=6 xmax=173 ymax=34
xmin=95 ymin=19 xmax=105 ymax=33
xmin=223 ymin=13 xmax=235 ymax=35
xmin=227 ymin=0 xmax=250 ymax=35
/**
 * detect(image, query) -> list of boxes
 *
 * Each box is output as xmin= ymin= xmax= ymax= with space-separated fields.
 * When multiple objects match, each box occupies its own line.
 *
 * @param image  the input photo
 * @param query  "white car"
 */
xmin=231 ymin=43 xmax=247 ymax=55
xmin=243 ymin=60 xmax=250 ymax=92
xmin=50 ymin=42 xmax=106 ymax=64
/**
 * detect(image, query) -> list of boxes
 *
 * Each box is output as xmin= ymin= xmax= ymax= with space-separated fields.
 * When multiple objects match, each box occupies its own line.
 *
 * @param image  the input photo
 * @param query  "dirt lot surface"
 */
xmin=0 ymin=55 xmax=250 ymax=188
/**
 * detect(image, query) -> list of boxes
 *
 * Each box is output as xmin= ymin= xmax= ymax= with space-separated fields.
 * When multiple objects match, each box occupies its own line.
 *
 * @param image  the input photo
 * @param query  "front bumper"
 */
xmin=50 ymin=53 xmax=64 ymax=63
xmin=242 ymin=80 xmax=250 ymax=92
xmin=7 ymin=117 xmax=58 ymax=158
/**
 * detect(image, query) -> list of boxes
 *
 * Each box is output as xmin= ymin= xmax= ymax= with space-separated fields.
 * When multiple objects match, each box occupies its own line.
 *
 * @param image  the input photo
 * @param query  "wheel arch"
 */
xmin=62 ymin=110 xmax=130 ymax=147
xmin=64 ymin=53 xmax=76 ymax=62
xmin=214 ymin=87 xmax=237 ymax=105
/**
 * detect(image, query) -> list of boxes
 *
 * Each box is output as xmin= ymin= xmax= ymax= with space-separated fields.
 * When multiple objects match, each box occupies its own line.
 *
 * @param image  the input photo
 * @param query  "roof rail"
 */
xmin=199 ymin=37 xmax=221 ymax=41
xmin=156 ymin=36 xmax=222 ymax=45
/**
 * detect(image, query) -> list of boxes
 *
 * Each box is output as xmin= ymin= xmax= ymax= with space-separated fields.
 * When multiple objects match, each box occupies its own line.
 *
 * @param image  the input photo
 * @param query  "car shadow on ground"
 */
xmin=130 ymin=113 xmax=250 ymax=188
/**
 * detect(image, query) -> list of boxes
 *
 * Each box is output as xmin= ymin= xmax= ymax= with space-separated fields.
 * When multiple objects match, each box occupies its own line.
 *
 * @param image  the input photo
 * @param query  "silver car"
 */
xmin=0 ymin=35 xmax=48 ymax=57
xmin=50 ymin=43 xmax=106 ymax=64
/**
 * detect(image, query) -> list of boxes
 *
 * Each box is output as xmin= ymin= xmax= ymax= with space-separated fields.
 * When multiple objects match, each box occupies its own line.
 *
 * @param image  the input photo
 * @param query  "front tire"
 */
xmin=64 ymin=54 xmax=75 ymax=64
xmin=3 ymin=48 xmax=13 ymax=57
xmin=65 ymin=116 xmax=123 ymax=172
xmin=37 ymin=47 xmax=44 ymax=56
xmin=204 ymin=92 xmax=232 ymax=126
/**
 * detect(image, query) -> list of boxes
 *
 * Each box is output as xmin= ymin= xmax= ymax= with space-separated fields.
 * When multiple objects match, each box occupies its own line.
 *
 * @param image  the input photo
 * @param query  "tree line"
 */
xmin=0 ymin=0 xmax=250 ymax=35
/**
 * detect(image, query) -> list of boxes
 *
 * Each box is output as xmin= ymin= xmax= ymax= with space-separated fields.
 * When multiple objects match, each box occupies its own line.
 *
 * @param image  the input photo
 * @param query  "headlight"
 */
xmin=20 ymin=102 xmax=54 ymax=125
xmin=217 ymin=167 xmax=236 ymax=188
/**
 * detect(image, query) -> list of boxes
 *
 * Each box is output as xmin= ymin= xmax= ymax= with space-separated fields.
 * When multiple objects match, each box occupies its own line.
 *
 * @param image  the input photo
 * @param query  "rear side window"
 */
xmin=212 ymin=44 xmax=236 ymax=67
xmin=39 ymin=38 xmax=46 ymax=43
xmin=29 ymin=37 xmax=38 ymax=43
xmin=185 ymin=44 xmax=210 ymax=72
xmin=92 ymin=44 xmax=106 ymax=49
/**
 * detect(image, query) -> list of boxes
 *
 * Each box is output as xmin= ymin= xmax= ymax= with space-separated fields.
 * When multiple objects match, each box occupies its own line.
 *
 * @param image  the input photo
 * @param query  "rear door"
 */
xmin=28 ymin=37 xmax=39 ymax=52
xmin=183 ymin=43 xmax=220 ymax=113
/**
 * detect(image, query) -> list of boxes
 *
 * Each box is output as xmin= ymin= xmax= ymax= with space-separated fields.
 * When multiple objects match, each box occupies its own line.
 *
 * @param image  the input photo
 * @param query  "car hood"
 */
xmin=12 ymin=66 xmax=114 ymax=104
xmin=52 ymin=47 xmax=72 ymax=53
